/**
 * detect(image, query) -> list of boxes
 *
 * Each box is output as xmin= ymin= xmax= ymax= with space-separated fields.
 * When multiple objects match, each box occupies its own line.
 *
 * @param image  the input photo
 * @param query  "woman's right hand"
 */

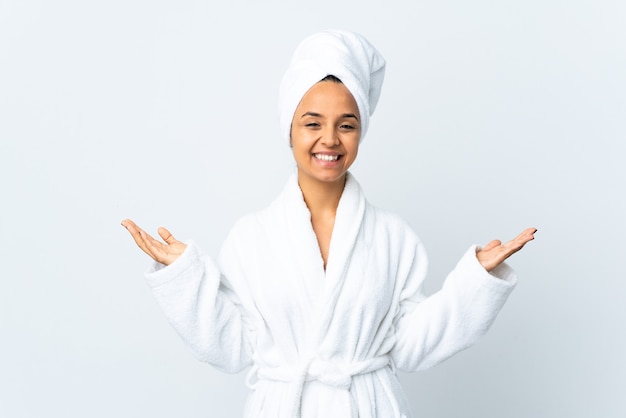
xmin=121 ymin=219 xmax=187 ymax=266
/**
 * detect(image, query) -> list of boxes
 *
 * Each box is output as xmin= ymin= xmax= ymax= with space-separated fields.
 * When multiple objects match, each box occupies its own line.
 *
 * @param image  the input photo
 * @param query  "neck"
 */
xmin=297 ymin=171 xmax=347 ymax=215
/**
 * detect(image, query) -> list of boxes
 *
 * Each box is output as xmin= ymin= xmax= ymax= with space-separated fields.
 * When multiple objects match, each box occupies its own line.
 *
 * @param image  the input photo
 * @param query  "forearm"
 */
xmin=146 ymin=241 xmax=252 ymax=372
xmin=391 ymin=245 xmax=517 ymax=372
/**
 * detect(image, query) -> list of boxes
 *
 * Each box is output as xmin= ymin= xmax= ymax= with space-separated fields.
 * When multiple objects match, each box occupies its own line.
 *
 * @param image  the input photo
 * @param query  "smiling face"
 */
xmin=290 ymin=80 xmax=361 ymax=187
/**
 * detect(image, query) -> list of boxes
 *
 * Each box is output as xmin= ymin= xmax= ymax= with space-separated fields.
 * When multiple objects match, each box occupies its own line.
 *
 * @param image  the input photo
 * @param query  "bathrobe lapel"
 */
xmin=282 ymin=174 xmax=325 ymax=324
xmin=283 ymin=172 xmax=366 ymax=347
xmin=318 ymin=173 xmax=365 ymax=333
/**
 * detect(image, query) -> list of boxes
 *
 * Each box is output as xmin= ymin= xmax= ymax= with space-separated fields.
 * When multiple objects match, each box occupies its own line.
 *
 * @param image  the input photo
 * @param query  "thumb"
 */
xmin=158 ymin=227 xmax=177 ymax=245
xmin=481 ymin=239 xmax=502 ymax=252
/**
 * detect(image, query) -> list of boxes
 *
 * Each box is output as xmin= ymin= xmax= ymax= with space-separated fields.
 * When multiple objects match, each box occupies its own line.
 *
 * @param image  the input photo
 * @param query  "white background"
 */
xmin=1 ymin=0 xmax=625 ymax=417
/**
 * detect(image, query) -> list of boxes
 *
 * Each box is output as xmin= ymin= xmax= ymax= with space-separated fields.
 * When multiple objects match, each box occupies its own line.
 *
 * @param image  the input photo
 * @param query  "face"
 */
xmin=290 ymin=81 xmax=361 ymax=187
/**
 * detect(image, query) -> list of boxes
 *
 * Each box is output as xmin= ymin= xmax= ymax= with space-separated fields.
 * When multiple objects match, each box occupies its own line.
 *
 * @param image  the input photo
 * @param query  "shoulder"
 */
xmin=348 ymin=173 xmax=421 ymax=244
xmin=360 ymin=202 xmax=427 ymax=273
xmin=367 ymin=203 xmax=422 ymax=245
xmin=361 ymin=202 xmax=428 ymax=285
xmin=223 ymin=210 xmax=266 ymax=245
xmin=221 ymin=191 xmax=286 ymax=248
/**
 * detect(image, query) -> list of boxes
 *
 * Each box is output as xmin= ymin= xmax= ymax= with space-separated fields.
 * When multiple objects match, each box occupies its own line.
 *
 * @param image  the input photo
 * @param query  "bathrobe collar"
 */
xmin=286 ymin=170 xmax=365 ymax=275
xmin=282 ymin=171 xmax=365 ymax=319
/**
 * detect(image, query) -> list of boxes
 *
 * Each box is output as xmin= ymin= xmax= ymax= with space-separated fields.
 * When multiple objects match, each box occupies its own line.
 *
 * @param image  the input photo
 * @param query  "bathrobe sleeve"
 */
xmin=145 ymin=238 xmax=254 ymax=373
xmin=390 ymin=228 xmax=517 ymax=372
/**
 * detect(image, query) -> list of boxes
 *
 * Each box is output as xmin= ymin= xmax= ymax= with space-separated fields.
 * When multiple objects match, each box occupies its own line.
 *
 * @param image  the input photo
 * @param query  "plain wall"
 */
xmin=1 ymin=0 xmax=624 ymax=417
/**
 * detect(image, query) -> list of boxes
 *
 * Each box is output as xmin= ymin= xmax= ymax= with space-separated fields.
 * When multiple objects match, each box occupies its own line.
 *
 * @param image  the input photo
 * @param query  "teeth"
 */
xmin=315 ymin=154 xmax=339 ymax=161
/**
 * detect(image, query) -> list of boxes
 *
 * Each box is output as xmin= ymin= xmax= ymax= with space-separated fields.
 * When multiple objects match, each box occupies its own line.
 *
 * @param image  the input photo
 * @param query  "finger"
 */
xmin=140 ymin=229 xmax=174 ymax=263
xmin=509 ymin=227 xmax=537 ymax=250
xmin=501 ymin=227 xmax=537 ymax=257
xmin=121 ymin=218 xmax=141 ymax=233
xmin=519 ymin=227 xmax=537 ymax=243
xmin=482 ymin=239 xmax=502 ymax=252
xmin=476 ymin=240 xmax=502 ymax=272
xmin=141 ymin=229 xmax=163 ymax=252
xmin=477 ymin=228 xmax=537 ymax=272
xmin=122 ymin=219 xmax=169 ymax=261
xmin=121 ymin=219 xmax=152 ymax=254
xmin=158 ymin=227 xmax=177 ymax=245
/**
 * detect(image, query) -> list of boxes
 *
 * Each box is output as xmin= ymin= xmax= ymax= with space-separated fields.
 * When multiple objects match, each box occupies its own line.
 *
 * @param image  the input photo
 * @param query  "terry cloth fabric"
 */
xmin=278 ymin=29 xmax=386 ymax=144
xmin=144 ymin=171 xmax=518 ymax=417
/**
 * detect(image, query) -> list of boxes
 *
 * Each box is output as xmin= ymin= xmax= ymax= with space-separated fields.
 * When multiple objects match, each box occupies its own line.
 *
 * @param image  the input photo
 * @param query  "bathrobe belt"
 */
xmin=246 ymin=355 xmax=393 ymax=417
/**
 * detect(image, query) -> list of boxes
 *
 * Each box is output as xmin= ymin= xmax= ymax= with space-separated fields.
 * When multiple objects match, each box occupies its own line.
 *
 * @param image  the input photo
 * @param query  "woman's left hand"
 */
xmin=476 ymin=227 xmax=537 ymax=272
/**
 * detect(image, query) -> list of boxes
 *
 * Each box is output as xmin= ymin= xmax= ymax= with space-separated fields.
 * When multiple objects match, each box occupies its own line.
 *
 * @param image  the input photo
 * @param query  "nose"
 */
xmin=320 ymin=127 xmax=340 ymax=147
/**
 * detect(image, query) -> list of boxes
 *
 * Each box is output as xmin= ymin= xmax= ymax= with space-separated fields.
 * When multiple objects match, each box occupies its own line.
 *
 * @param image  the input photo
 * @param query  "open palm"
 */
xmin=477 ymin=227 xmax=537 ymax=272
xmin=121 ymin=219 xmax=187 ymax=266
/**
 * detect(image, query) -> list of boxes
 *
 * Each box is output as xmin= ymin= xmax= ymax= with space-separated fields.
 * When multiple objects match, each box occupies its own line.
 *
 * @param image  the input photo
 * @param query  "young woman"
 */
xmin=122 ymin=30 xmax=535 ymax=418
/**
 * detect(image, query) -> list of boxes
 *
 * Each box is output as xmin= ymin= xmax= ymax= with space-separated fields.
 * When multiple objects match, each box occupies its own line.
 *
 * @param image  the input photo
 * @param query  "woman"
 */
xmin=122 ymin=30 xmax=535 ymax=418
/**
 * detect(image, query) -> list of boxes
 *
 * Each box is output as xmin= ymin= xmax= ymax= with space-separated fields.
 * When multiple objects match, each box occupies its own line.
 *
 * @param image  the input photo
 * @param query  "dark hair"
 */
xmin=320 ymin=74 xmax=342 ymax=83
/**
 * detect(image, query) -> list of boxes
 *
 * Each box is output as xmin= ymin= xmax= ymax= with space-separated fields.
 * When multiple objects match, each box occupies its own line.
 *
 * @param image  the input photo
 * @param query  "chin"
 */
xmin=299 ymin=168 xmax=347 ymax=185
xmin=315 ymin=172 xmax=348 ymax=184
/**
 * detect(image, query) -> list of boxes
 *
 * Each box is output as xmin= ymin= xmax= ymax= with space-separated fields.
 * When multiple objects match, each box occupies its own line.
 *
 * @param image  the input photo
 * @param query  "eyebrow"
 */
xmin=300 ymin=112 xmax=359 ymax=121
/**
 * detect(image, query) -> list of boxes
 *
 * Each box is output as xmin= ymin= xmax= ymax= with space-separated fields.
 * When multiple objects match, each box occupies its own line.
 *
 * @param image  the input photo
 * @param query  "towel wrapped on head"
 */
xmin=278 ymin=29 xmax=386 ymax=144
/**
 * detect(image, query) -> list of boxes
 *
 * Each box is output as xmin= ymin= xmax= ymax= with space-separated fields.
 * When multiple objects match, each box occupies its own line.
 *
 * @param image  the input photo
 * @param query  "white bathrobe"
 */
xmin=145 ymin=172 xmax=517 ymax=418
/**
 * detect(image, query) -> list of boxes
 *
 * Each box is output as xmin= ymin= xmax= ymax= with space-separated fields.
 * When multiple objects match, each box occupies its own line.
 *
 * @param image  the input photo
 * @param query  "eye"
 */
xmin=340 ymin=124 xmax=355 ymax=130
xmin=305 ymin=122 xmax=320 ymax=128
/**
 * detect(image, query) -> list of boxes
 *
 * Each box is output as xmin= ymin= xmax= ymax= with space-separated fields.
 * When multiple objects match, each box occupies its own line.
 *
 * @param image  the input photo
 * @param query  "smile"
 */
xmin=314 ymin=154 xmax=341 ymax=162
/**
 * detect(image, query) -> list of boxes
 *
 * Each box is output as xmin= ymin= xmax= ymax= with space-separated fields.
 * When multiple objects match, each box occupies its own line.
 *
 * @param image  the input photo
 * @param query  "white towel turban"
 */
xmin=278 ymin=30 xmax=386 ymax=144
